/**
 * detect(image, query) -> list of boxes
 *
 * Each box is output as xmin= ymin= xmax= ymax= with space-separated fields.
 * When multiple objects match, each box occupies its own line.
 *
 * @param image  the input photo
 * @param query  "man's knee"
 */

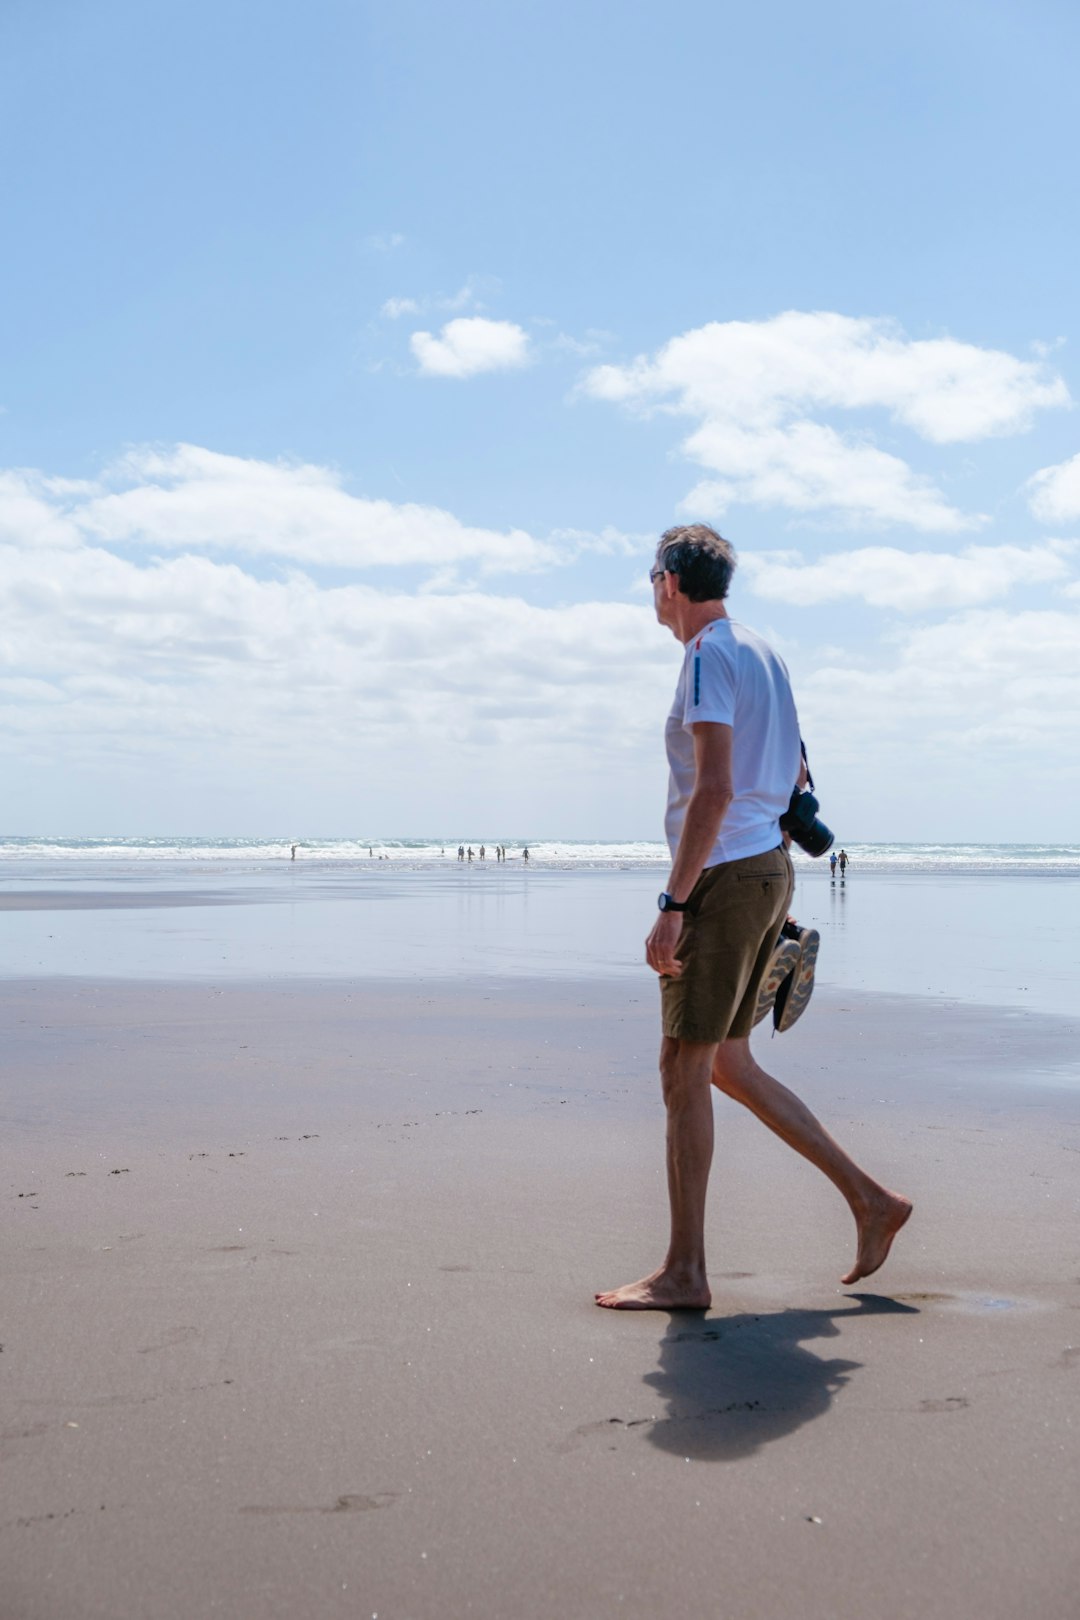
xmin=710 ymin=1038 xmax=757 ymax=1101
xmin=659 ymin=1037 xmax=715 ymax=1106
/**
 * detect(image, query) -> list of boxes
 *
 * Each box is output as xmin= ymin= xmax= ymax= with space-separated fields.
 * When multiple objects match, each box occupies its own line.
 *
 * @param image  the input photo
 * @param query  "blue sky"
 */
xmin=2 ymin=0 xmax=1080 ymax=838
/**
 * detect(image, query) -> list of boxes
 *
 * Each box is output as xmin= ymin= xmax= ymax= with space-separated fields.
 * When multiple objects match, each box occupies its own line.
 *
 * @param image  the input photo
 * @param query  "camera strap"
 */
xmin=800 ymin=739 xmax=815 ymax=794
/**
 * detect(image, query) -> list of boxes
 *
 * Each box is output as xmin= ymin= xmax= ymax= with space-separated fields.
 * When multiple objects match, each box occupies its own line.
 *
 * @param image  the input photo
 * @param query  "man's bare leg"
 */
xmin=711 ymin=1038 xmax=912 ymax=1285
xmin=596 ymin=1037 xmax=716 ymax=1309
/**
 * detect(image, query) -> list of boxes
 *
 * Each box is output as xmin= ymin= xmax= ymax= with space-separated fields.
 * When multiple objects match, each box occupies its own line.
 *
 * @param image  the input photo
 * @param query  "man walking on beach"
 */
xmin=596 ymin=526 xmax=911 ymax=1310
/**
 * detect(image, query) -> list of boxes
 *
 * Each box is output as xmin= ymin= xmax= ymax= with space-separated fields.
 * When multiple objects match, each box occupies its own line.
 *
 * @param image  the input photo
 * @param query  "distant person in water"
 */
xmin=829 ymin=851 xmax=838 ymax=878
xmin=595 ymin=524 xmax=911 ymax=1312
xmin=838 ymin=848 xmax=849 ymax=875
xmin=522 ymin=847 xmax=530 ymax=862
xmin=480 ymin=845 xmax=486 ymax=860
xmin=467 ymin=847 xmax=474 ymax=861
xmin=290 ymin=844 xmax=297 ymax=861
xmin=458 ymin=845 xmax=465 ymax=861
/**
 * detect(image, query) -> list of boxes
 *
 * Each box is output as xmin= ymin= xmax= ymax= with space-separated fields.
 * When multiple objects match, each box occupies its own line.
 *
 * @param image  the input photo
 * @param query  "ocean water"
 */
xmin=1 ymin=841 xmax=1078 ymax=1019
xmin=2 ymin=835 xmax=1079 ymax=875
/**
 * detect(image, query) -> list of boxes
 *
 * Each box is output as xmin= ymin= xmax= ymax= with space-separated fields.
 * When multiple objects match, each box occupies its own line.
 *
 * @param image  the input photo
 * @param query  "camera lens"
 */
xmin=798 ymin=818 xmax=834 ymax=858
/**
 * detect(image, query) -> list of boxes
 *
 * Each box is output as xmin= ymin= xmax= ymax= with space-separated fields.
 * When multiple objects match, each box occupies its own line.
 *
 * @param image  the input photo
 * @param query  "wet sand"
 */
xmin=3 ymin=976 xmax=1080 ymax=1619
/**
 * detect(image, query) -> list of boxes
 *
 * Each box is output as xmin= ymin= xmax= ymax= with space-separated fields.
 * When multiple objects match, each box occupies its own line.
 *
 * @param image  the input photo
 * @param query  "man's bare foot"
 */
xmin=595 ymin=1265 xmax=711 ymax=1311
xmin=842 ymin=1192 xmax=913 ymax=1285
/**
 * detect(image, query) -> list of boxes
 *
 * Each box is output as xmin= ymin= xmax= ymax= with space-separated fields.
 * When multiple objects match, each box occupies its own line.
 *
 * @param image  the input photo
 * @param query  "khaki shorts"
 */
xmin=660 ymin=846 xmax=795 ymax=1044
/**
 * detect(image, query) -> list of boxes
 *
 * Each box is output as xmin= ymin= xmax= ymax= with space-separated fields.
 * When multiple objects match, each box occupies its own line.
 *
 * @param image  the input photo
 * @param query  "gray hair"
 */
xmin=656 ymin=524 xmax=737 ymax=602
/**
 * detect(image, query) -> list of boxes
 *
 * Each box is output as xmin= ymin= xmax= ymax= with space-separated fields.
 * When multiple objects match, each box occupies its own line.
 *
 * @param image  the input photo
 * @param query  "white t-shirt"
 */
xmin=664 ymin=617 xmax=802 ymax=867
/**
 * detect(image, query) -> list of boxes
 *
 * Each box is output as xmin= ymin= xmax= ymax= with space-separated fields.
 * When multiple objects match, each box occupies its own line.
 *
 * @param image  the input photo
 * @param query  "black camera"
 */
xmin=779 ymin=785 xmax=834 ymax=858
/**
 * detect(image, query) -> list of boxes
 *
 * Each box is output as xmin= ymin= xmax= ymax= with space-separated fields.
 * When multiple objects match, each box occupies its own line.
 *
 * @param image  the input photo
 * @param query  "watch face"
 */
xmin=658 ymin=892 xmax=668 ymax=910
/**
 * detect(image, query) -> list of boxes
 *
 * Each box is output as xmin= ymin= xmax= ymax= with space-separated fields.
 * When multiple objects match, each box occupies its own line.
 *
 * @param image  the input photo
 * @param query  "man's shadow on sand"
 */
xmin=640 ymin=1293 xmax=918 ymax=1462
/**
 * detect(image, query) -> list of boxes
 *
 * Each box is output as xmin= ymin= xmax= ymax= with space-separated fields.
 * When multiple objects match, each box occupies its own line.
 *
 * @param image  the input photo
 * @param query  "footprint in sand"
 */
xmin=0 ymin=1421 xmax=51 ymax=1445
xmin=138 ymin=1326 xmax=200 ymax=1355
xmin=918 ymin=1396 xmax=969 ymax=1413
xmin=553 ymin=1417 xmax=653 ymax=1454
xmin=239 ymin=1492 xmax=397 ymax=1516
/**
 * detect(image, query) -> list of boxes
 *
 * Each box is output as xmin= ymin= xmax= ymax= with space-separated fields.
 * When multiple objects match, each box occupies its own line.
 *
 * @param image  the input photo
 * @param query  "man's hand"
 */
xmin=646 ymin=910 xmax=685 ymax=977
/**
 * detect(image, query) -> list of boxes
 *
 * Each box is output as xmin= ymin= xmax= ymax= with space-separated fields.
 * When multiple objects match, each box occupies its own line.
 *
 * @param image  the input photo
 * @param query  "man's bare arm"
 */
xmin=645 ymin=722 xmax=732 ymax=977
xmin=666 ymin=722 xmax=734 ymax=901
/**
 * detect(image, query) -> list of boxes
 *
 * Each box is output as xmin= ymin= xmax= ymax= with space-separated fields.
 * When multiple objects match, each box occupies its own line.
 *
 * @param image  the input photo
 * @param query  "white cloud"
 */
xmin=0 ymin=539 xmax=673 ymax=767
xmin=439 ymin=275 xmax=498 ymax=313
xmin=1027 ymin=450 xmax=1080 ymax=524
xmin=584 ymin=311 xmax=1070 ymax=530
xmin=65 ymin=443 xmax=557 ymax=574
xmin=742 ymin=540 xmax=1077 ymax=611
xmin=380 ymin=277 xmax=498 ymax=325
xmin=366 ymin=232 xmax=405 ymax=252
xmin=411 ymin=317 xmax=530 ymax=378
xmin=680 ymin=421 xmax=976 ymax=533
xmin=381 ymin=296 xmax=420 ymax=319
xmin=4 ymin=519 xmax=1077 ymax=837
xmin=801 ymin=607 xmax=1080 ymax=754
xmin=554 ymin=331 xmax=608 ymax=358
xmin=0 ymin=471 xmax=97 ymax=550
xmin=5 ymin=440 xmax=1079 ymax=838
xmin=0 ymin=448 xmax=665 ymax=825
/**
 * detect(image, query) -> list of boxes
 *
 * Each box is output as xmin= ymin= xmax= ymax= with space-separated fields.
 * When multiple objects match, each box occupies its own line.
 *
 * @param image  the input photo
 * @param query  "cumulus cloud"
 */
xmin=584 ymin=311 xmax=1070 ymax=530
xmin=0 ymin=471 xmax=89 ymax=550
xmin=679 ymin=421 xmax=974 ymax=533
xmin=800 ymin=607 xmax=1080 ymax=756
xmin=0 ymin=444 xmax=663 ymax=813
xmin=0 ymin=538 xmax=672 ymax=769
xmin=6 ymin=438 xmax=1078 ymax=835
xmin=42 ymin=443 xmax=558 ymax=574
xmin=742 ymin=540 xmax=1077 ymax=611
xmin=1027 ymin=450 xmax=1080 ymax=524
xmin=411 ymin=317 xmax=530 ymax=378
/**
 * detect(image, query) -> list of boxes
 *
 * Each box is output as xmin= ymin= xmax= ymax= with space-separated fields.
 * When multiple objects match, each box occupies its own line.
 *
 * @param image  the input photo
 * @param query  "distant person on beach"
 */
xmin=467 ymin=847 xmax=474 ymax=861
xmin=290 ymin=844 xmax=297 ymax=861
xmin=458 ymin=845 xmax=465 ymax=861
xmin=480 ymin=845 xmax=486 ymax=860
xmin=522 ymin=847 xmax=529 ymax=862
xmin=838 ymin=848 xmax=849 ymax=875
xmin=829 ymin=851 xmax=838 ymax=877
xmin=595 ymin=525 xmax=911 ymax=1311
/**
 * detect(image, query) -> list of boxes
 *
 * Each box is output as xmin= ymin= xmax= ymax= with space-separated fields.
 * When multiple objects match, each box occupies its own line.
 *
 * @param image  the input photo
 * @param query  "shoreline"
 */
xmin=1 ymin=866 xmax=1078 ymax=1020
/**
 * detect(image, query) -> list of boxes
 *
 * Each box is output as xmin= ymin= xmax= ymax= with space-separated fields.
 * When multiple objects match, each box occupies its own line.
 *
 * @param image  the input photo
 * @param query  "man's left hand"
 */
xmin=646 ymin=910 xmax=685 ymax=977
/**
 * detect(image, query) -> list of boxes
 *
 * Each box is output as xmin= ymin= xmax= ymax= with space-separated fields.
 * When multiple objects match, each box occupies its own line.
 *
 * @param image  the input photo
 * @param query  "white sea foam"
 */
xmin=1 ymin=836 xmax=1079 ymax=875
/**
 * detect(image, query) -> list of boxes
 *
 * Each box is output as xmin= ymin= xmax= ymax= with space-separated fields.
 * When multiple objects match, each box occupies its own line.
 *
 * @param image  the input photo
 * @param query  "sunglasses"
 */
xmin=649 ymin=567 xmax=666 ymax=583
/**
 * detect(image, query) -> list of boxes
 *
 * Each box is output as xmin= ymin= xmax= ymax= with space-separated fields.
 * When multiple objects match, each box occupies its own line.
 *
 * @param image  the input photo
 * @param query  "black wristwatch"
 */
xmin=658 ymin=892 xmax=689 ymax=913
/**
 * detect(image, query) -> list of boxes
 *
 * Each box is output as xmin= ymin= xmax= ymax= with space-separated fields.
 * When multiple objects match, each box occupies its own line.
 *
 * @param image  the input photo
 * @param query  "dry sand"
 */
xmin=3 ymin=975 xmax=1080 ymax=1619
